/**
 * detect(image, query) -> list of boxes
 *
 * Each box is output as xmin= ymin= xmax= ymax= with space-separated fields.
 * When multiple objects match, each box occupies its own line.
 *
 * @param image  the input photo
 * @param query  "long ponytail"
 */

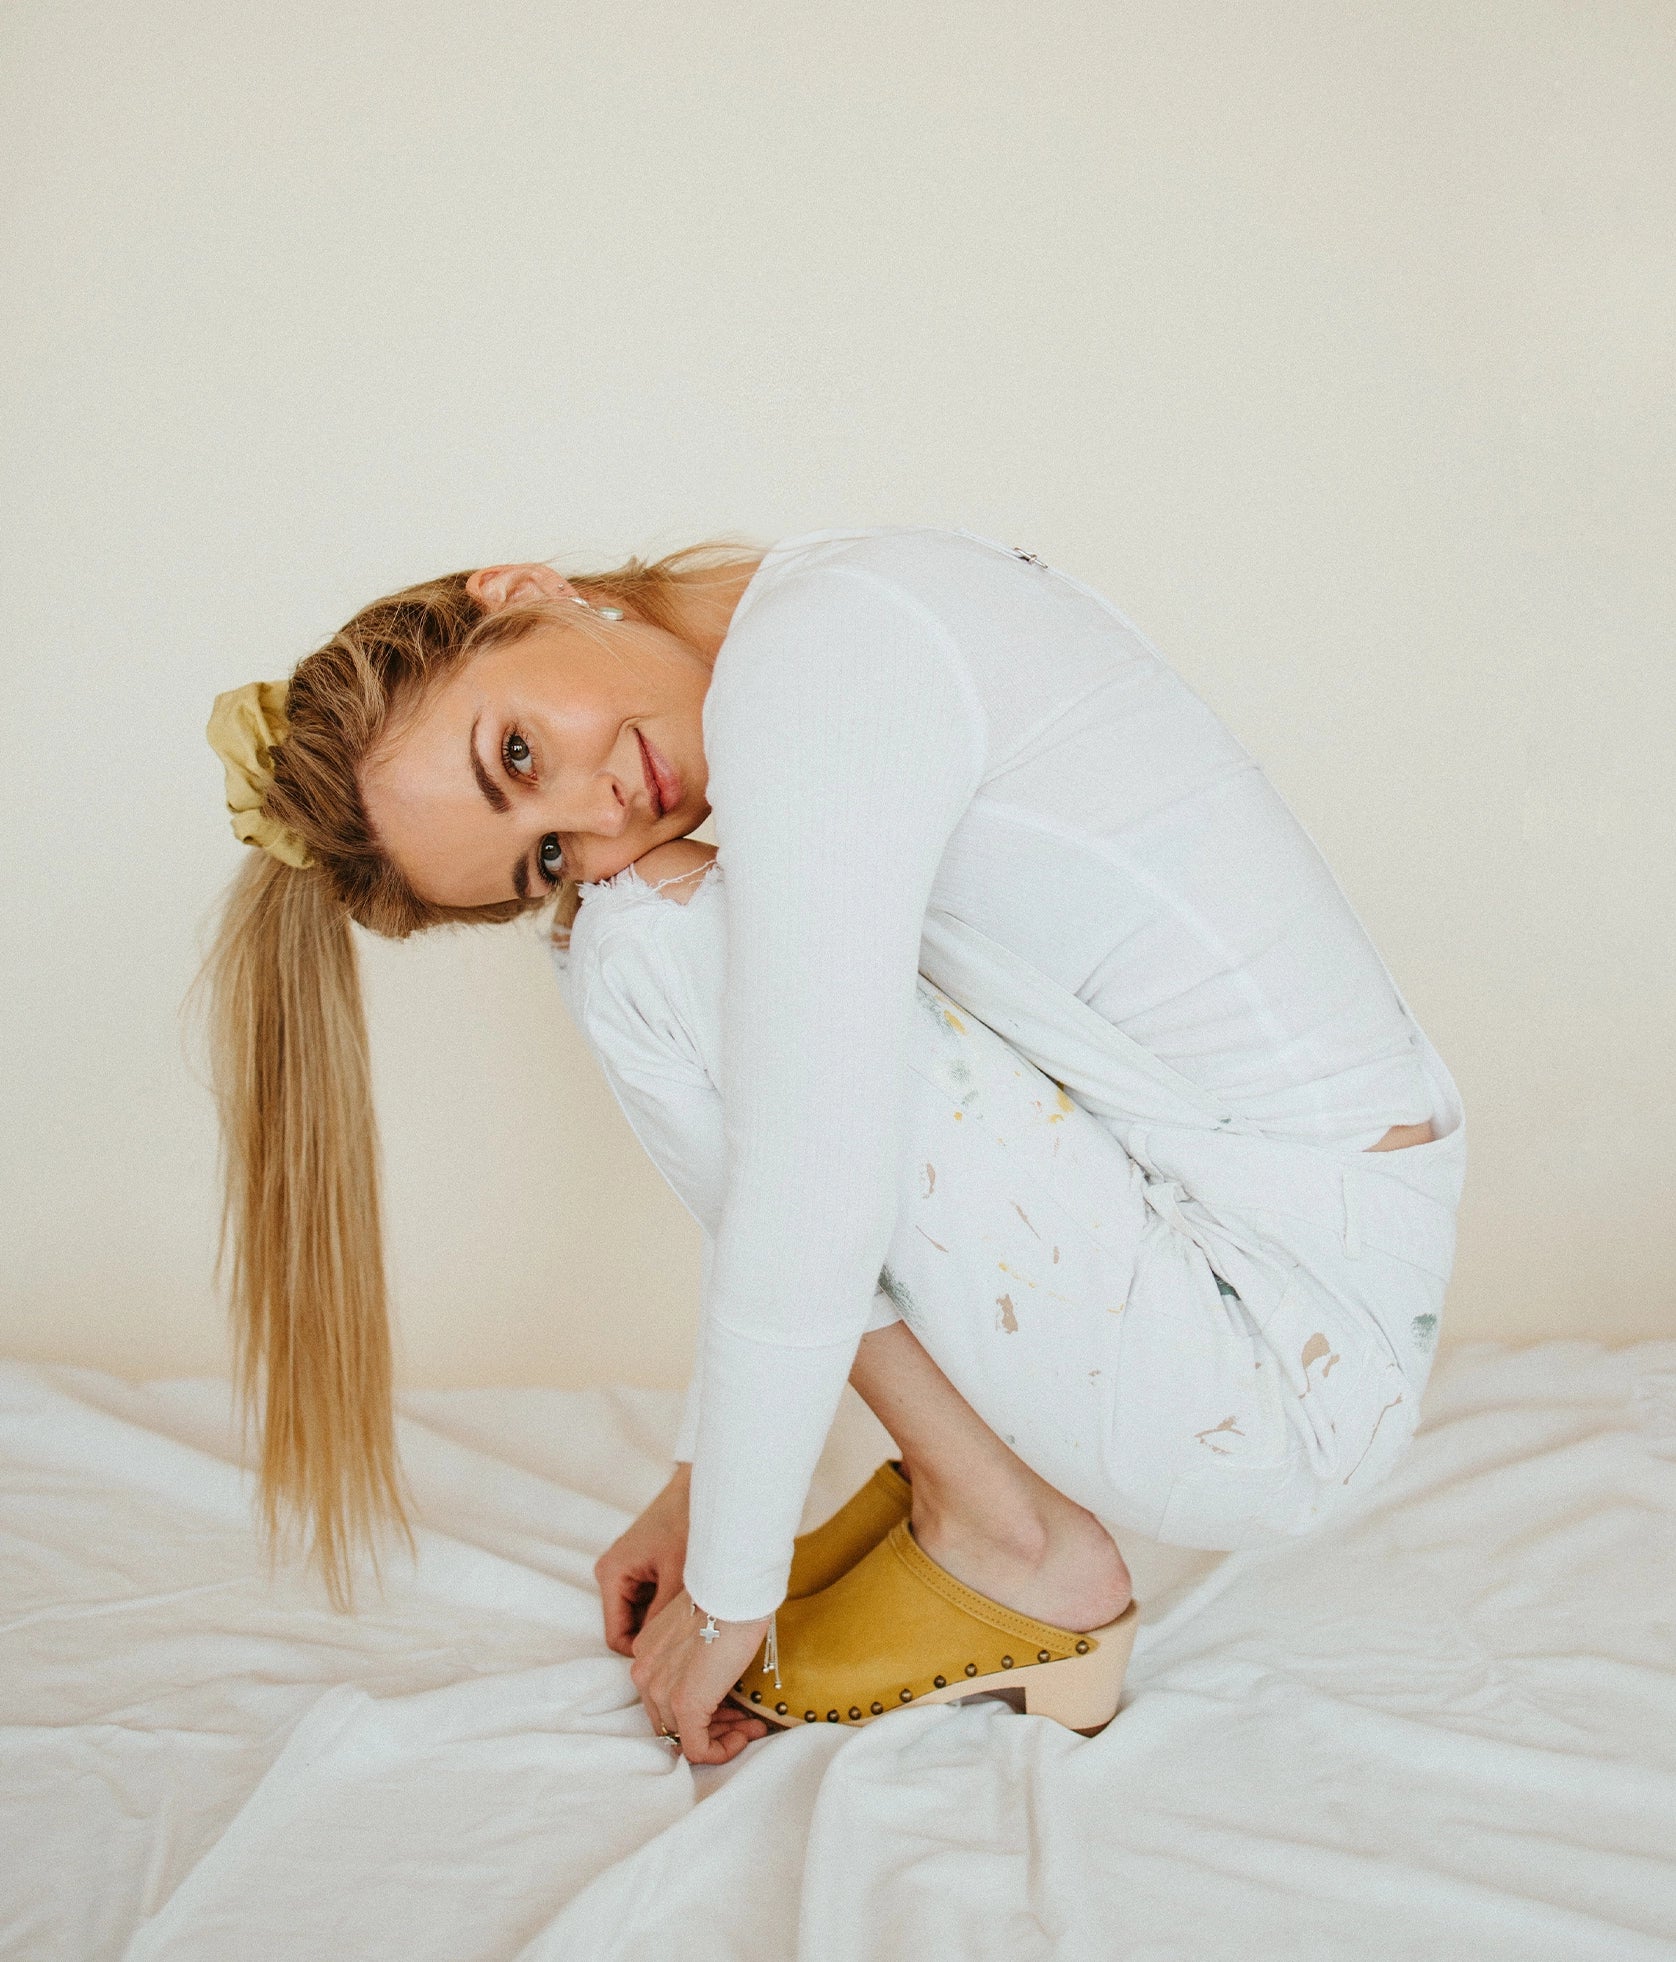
xmin=201 ymin=847 xmax=411 ymax=1611
xmin=195 ymin=536 xmax=762 ymax=1608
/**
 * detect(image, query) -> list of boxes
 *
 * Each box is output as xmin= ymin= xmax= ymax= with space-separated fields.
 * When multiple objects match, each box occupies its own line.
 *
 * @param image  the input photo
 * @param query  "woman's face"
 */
xmin=360 ymin=565 xmax=718 ymax=905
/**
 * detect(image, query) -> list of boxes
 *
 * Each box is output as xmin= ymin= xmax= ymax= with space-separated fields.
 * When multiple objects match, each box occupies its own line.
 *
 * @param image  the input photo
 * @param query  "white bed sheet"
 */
xmin=2 ymin=1339 xmax=1674 ymax=1962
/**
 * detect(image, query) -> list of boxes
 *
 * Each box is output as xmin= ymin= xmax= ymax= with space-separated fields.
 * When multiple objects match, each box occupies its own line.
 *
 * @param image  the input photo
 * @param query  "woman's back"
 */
xmin=712 ymin=524 xmax=1433 ymax=1148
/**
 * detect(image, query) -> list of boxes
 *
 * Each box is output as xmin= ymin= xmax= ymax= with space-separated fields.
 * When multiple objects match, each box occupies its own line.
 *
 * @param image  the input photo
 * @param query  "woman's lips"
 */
xmin=636 ymin=730 xmax=678 ymax=819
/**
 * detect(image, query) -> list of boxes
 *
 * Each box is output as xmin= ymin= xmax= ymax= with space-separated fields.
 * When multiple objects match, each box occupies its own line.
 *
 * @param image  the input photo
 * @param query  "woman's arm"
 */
xmin=557 ymin=561 xmax=986 ymax=1629
xmin=555 ymin=598 xmax=984 ymax=1763
xmin=556 ymin=849 xmax=901 ymax=1470
xmin=681 ymin=564 xmax=987 ymax=1621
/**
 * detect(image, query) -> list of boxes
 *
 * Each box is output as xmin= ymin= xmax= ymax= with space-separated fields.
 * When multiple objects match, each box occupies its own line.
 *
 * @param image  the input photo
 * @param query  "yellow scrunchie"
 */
xmin=205 ymin=679 xmax=317 ymax=870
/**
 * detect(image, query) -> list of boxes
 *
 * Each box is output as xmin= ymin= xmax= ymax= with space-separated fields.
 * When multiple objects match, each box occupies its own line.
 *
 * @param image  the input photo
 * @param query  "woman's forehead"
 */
xmin=382 ymin=623 xmax=568 ymax=758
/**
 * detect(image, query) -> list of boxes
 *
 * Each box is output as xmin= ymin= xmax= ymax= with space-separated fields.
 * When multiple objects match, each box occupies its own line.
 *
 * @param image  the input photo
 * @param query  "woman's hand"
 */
xmin=595 ymin=1464 xmax=693 ymax=1656
xmin=630 ymin=1587 xmax=773 ymax=1765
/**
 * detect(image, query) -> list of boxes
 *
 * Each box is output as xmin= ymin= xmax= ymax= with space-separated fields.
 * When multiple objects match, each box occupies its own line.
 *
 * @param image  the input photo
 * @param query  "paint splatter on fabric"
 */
xmin=1195 ymin=1415 xmax=1245 ymax=1455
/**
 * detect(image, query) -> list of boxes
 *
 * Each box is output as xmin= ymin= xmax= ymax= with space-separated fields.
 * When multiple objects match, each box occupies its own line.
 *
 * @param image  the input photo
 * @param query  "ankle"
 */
xmin=909 ymin=1473 xmax=1053 ymax=1567
xmin=910 ymin=1496 xmax=1132 ymax=1632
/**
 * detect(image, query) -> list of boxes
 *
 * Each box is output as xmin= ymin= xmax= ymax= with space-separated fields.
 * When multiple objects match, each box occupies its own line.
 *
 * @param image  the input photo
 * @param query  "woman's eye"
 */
xmin=503 ymin=730 xmax=535 ymax=777
xmin=539 ymin=835 xmax=565 ymax=884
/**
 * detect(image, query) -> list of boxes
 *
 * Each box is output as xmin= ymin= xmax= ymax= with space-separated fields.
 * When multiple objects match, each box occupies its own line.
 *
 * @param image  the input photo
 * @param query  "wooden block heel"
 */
xmin=1024 ymin=1601 xmax=1139 ymax=1733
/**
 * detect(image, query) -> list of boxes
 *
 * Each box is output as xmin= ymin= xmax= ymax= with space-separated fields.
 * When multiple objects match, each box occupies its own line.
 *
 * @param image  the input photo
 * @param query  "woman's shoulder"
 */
xmin=737 ymin=525 xmax=1009 ymax=617
xmin=707 ymin=529 xmax=995 ymax=768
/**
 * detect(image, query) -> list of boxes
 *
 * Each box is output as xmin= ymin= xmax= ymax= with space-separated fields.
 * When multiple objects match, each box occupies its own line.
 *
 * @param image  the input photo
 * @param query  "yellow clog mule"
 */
xmin=786 ymin=1459 xmax=912 ymax=1598
xmin=732 ymin=1518 xmax=1138 ymax=1737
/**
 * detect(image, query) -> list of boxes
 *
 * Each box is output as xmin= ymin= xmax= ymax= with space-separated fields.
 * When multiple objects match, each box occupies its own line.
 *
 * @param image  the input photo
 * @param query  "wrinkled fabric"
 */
xmin=3 ymin=1342 xmax=1674 ymax=1961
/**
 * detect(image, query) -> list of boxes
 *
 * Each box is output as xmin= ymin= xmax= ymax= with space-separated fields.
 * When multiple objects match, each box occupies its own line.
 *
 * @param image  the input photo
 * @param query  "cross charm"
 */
xmin=696 ymin=1612 xmax=721 ymax=1643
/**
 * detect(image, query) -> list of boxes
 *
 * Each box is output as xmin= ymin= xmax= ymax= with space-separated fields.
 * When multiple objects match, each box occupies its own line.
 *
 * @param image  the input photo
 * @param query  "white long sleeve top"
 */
xmin=550 ymin=525 xmax=1433 ymax=1621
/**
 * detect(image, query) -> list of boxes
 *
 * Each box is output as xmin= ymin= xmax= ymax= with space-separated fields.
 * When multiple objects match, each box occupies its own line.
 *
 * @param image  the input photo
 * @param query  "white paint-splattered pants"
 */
xmin=559 ymin=864 xmax=1466 ymax=1557
xmin=865 ymin=971 xmax=1465 ymax=1551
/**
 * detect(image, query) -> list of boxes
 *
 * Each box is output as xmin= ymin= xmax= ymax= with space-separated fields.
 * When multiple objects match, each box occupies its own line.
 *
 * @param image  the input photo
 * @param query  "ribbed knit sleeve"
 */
xmin=552 ymin=856 xmax=905 ymax=1475
xmin=683 ymin=565 xmax=987 ymax=1619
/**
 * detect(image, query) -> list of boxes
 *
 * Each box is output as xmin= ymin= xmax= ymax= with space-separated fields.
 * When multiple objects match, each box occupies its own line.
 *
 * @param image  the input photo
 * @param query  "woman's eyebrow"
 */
xmin=468 ymin=711 xmax=510 ymax=814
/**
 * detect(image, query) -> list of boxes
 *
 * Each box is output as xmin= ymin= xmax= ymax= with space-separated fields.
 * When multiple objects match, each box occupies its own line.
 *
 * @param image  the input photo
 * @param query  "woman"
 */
xmin=201 ymin=524 xmax=1465 ymax=1768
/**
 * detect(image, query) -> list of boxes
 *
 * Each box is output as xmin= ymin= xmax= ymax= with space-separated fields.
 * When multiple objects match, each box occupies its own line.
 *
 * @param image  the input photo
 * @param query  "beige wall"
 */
xmin=2 ymin=2 xmax=1671 ymax=1392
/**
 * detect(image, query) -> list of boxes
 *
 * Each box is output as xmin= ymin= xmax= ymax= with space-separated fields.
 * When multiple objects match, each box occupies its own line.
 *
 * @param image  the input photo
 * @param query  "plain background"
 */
xmin=2 ymin=2 xmax=1671 ymax=1396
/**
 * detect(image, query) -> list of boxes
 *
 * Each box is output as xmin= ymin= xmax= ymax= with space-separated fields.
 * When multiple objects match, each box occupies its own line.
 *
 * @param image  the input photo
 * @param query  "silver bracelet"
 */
xmin=690 ymin=1600 xmax=781 ymax=1686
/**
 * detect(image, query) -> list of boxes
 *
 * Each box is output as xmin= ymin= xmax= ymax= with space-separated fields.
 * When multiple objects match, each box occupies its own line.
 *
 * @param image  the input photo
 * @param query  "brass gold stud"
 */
xmin=826 ymin=1711 xmax=839 ymax=1722
xmin=934 ymin=1675 xmax=946 ymax=1688
xmin=776 ymin=1702 xmax=788 ymax=1714
xmin=849 ymin=1707 xmax=861 ymax=1719
xmin=900 ymin=1688 xmax=913 ymax=1702
xmin=1075 ymin=1640 xmax=1090 ymax=1654
xmin=964 ymin=1663 xmax=978 ymax=1677
xmin=751 ymin=1691 xmax=762 ymax=1702
xmin=871 ymin=1701 xmax=883 ymax=1714
xmin=1037 ymin=1650 xmax=1050 ymax=1663
xmin=804 ymin=1711 xmax=817 ymax=1722
xmin=1001 ymin=1656 xmax=1013 ymax=1670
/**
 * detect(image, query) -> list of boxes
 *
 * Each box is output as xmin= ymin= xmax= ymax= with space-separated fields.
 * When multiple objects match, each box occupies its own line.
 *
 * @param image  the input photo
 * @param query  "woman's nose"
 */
xmin=556 ymin=775 xmax=633 ymax=840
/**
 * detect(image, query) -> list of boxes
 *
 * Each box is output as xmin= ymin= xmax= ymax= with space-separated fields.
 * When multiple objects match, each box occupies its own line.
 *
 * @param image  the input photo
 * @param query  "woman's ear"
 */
xmin=466 ymin=563 xmax=577 ymax=612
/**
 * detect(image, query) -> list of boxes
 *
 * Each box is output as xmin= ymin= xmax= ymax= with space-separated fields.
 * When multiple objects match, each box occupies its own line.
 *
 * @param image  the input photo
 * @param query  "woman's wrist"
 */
xmin=689 ymin=1598 xmax=770 ymax=1627
xmin=687 ymin=1595 xmax=780 ymax=1690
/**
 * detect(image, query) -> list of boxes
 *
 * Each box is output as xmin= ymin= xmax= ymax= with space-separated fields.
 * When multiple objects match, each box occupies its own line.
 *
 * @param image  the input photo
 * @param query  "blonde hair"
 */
xmin=194 ymin=539 xmax=762 ymax=1608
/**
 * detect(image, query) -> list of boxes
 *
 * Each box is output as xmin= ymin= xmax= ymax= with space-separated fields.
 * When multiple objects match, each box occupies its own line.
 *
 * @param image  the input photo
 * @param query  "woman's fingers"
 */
xmin=628 ymin=1591 xmax=775 ymax=1764
xmin=673 ymin=1693 xmax=717 ymax=1764
xmin=599 ymin=1566 xmax=654 ymax=1654
xmin=635 ymin=1670 xmax=677 ymax=1744
xmin=706 ymin=1705 xmax=771 ymax=1761
xmin=671 ymin=1670 xmax=758 ymax=1765
xmin=617 ymin=1576 xmax=661 ymax=1655
xmin=629 ymin=1603 xmax=683 ymax=1742
xmin=680 ymin=1702 xmax=770 ymax=1765
xmin=593 ymin=1473 xmax=691 ymax=1655
xmin=628 ymin=1647 xmax=671 ymax=1739
xmin=597 ymin=1529 xmax=677 ymax=1652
